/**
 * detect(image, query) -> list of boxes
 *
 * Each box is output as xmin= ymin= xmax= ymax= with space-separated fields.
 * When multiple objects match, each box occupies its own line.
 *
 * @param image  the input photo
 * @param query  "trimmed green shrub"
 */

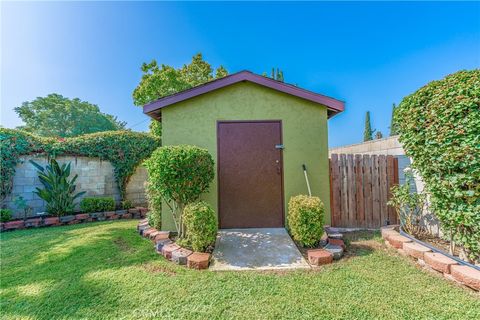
xmin=179 ymin=201 xmax=217 ymax=252
xmin=31 ymin=159 xmax=85 ymax=216
xmin=146 ymin=181 xmax=162 ymax=229
xmin=0 ymin=209 xmax=12 ymax=222
xmin=80 ymin=197 xmax=115 ymax=213
xmin=287 ymin=195 xmax=325 ymax=248
xmin=395 ymin=70 xmax=480 ymax=262
xmin=121 ymin=200 xmax=134 ymax=210
xmin=144 ymin=145 xmax=214 ymax=237
xmin=0 ymin=128 xmax=160 ymax=201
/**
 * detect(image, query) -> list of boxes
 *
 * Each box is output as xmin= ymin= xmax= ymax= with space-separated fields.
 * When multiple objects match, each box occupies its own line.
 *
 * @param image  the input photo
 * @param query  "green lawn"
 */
xmin=1 ymin=220 xmax=478 ymax=320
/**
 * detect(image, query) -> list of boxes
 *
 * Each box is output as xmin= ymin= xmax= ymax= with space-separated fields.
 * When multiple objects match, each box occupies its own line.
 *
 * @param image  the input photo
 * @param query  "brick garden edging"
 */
xmin=0 ymin=207 xmax=148 ymax=232
xmin=306 ymin=230 xmax=346 ymax=267
xmin=382 ymin=225 xmax=480 ymax=291
xmin=137 ymin=220 xmax=211 ymax=270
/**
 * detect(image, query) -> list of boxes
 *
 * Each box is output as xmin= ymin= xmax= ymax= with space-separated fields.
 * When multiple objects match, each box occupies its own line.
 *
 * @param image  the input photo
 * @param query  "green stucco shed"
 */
xmin=144 ymin=71 xmax=344 ymax=231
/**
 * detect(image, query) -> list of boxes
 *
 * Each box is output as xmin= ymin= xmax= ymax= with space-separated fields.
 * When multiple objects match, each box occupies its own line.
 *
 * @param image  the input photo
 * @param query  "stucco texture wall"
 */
xmin=160 ymin=81 xmax=331 ymax=230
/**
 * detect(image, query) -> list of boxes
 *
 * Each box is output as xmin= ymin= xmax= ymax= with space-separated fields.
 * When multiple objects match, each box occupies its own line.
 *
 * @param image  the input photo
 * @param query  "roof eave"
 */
xmin=143 ymin=71 xmax=345 ymax=118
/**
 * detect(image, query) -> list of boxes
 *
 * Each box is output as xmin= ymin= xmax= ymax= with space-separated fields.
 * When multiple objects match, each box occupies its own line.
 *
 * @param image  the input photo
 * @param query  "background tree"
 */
xmin=262 ymin=67 xmax=284 ymax=82
xmin=132 ymin=53 xmax=228 ymax=137
xmin=375 ymin=131 xmax=383 ymax=139
xmin=14 ymin=94 xmax=126 ymax=138
xmin=389 ymin=103 xmax=399 ymax=136
xmin=363 ymin=111 xmax=374 ymax=141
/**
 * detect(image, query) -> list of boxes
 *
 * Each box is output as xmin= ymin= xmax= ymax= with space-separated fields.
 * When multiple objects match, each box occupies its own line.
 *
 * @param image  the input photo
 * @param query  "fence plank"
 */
xmin=371 ymin=155 xmax=381 ymax=227
xmin=379 ymin=155 xmax=388 ymax=227
xmin=347 ymin=154 xmax=356 ymax=226
xmin=355 ymin=155 xmax=364 ymax=227
xmin=329 ymin=158 xmax=334 ymax=226
xmin=386 ymin=155 xmax=396 ymax=225
xmin=363 ymin=155 xmax=373 ymax=228
xmin=393 ymin=157 xmax=399 ymax=224
xmin=339 ymin=154 xmax=348 ymax=227
xmin=330 ymin=155 xmax=341 ymax=226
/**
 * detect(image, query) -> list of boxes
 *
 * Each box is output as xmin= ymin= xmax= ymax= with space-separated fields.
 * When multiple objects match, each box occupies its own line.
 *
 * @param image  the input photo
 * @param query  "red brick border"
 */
xmin=0 ymin=207 xmax=148 ymax=233
xmin=381 ymin=226 xmax=479 ymax=292
xmin=137 ymin=220 xmax=211 ymax=270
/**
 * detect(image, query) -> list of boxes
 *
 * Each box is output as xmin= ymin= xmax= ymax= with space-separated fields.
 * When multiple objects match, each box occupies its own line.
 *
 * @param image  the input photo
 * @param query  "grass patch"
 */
xmin=1 ymin=221 xmax=479 ymax=319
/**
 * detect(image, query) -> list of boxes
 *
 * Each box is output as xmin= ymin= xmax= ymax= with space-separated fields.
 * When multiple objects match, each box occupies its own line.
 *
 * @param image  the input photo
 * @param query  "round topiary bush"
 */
xmin=144 ymin=145 xmax=215 ymax=237
xmin=395 ymin=69 xmax=480 ymax=262
xmin=179 ymin=201 xmax=218 ymax=252
xmin=287 ymin=195 xmax=325 ymax=248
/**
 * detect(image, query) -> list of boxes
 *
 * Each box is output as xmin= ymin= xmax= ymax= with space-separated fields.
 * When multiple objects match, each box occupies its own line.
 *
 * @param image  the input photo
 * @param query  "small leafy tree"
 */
xmin=387 ymin=170 xmax=427 ymax=237
xmin=395 ymin=69 xmax=480 ymax=262
xmin=31 ymin=159 xmax=85 ymax=216
xmin=144 ymin=145 xmax=214 ymax=237
xmin=363 ymin=111 xmax=374 ymax=141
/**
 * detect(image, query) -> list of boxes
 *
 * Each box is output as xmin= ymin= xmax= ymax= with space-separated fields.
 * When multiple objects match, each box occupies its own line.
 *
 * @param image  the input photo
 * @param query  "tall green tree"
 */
xmin=363 ymin=111 xmax=374 ymax=141
xmin=132 ymin=53 xmax=228 ymax=137
xmin=14 ymin=94 xmax=126 ymax=138
xmin=389 ymin=103 xmax=399 ymax=136
xmin=262 ymin=67 xmax=284 ymax=82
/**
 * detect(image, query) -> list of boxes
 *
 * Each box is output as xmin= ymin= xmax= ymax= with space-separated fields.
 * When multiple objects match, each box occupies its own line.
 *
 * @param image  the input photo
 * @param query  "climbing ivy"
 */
xmin=395 ymin=70 xmax=480 ymax=262
xmin=0 ymin=128 xmax=160 ymax=201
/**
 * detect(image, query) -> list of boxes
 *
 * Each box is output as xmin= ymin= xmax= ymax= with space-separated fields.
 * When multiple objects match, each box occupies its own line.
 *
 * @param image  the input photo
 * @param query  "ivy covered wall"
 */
xmin=1 ymin=129 xmax=160 ymax=216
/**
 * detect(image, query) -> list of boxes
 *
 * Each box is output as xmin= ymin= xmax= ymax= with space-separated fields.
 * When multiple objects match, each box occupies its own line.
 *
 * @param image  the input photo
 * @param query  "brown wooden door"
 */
xmin=217 ymin=121 xmax=284 ymax=229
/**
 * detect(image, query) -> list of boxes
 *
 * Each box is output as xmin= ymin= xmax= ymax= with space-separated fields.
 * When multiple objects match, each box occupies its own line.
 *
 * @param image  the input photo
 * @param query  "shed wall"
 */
xmin=161 ymin=82 xmax=330 ymax=230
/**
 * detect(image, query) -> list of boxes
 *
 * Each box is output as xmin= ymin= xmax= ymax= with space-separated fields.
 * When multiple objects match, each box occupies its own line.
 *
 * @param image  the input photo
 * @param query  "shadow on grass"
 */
xmin=0 ymin=220 xmax=175 ymax=319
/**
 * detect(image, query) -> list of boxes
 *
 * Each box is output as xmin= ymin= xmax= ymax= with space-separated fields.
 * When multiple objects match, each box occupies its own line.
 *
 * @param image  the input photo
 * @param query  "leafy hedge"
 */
xmin=80 ymin=197 xmax=116 ymax=213
xmin=0 ymin=128 xmax=160 ymax=201
xmin=395 ymin=70 xmax=480 ymax=262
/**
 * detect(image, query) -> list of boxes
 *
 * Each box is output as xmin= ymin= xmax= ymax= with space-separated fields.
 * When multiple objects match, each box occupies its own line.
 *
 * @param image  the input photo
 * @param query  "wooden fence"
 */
xmin=329 ymin=154 xmax=399 ymax=228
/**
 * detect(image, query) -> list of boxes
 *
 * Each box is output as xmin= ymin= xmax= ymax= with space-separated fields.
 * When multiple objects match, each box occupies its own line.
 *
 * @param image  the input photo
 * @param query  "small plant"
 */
xmin=144 ymin=145 xmax=214 ymax=238
xmin=387 ymin=170 xmax=427 ymax=238
xmin=31 ymin=159 xmax=85 ymax=216
xmin=287 ymin=195 xmax=325 ymax=247
xmin=178 ymin=201 xmax=217 ymax=252
xmin=0 ymin=209 xmax=12 ymax=222
xmin=14 ymin=196 xmax=32 ymax=220
xmin=145 ymin=181 xmax=161 ymax=229
xmin=80 ymin=197 xmax=115 ymax=213
xmin=120 ymin=199 xmax=133 ymax=210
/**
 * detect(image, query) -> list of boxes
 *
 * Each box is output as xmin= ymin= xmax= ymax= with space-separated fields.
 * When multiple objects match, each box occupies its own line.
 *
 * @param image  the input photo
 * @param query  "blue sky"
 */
xmin=1 ymin=1 xmax=479 ymax=147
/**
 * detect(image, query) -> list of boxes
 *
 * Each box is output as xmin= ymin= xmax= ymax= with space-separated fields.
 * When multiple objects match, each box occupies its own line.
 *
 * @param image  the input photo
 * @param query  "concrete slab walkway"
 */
xmin=209 ymin=228 xmax=310 ymax=271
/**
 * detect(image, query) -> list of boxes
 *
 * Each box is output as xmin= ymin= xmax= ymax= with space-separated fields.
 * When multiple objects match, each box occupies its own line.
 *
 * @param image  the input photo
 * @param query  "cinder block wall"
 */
xmin=4 ymin=155 xmax=147 ymax=218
